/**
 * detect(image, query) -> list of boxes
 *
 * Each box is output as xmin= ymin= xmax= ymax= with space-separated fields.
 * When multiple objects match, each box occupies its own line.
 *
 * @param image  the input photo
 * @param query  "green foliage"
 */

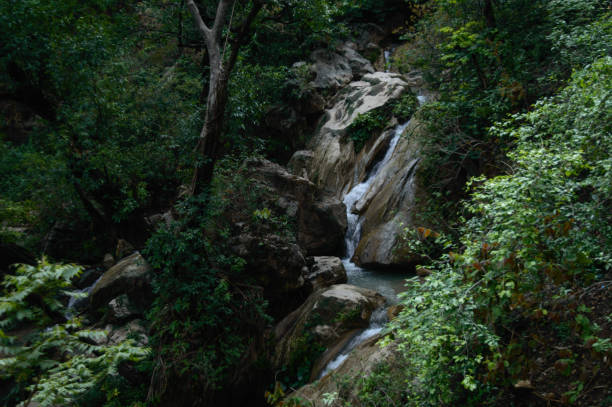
xmin=348 ymin=91 xmax=417 ymax=151
xmin=348 ymin=109 xmax=390 ymax=152
xmin=385 ymin=57 xmax=612 ymax=406
xmin=0 ymin=260 xmax=149 ymax=406
xmin=144 ymin=159 xmax=274 ymax=402
xmin=397 ymin=0 xmax=611 ymax=228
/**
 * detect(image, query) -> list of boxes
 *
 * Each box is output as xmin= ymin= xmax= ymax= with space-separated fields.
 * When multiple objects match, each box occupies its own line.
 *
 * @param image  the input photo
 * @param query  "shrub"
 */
xmin=0 ymin=259 xmax=149 ymax=406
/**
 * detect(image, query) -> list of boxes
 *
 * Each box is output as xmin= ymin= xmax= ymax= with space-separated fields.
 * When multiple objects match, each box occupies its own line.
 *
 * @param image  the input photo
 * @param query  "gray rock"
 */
xmin=108 ymin=294 xmax=143 ymax=323
xmin=90 ymin=253 xmax=152 ymax=310
xmin=230 ymin=233 xmax=307 ymax=301
xmin=108 ymin=319 xmax=148 ymax=346
xmin=303 ymin=72 xmax=411 ymax=196
xmin=272 ymin=284 xmax=384 ymax=377
xmin=299 ymin=196 xmax=347 ymax=256
xmin=340 ymin=43 xmax=375 ymax=78
xmin=304 ymin=256 xmax=347 ymax=291
xmin=244 ymin=159 xmax=347 ymax=257
xmin=287 ymin=150 xmax=314 ymax=179
xmin=310 ymin=49 xmax=354 ymax=91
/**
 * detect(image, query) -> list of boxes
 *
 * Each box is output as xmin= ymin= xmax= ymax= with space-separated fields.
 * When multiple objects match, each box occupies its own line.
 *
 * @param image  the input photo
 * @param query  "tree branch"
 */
xmin=212 ymin=0 xmax=235 ymax=44
xmin=185 ymin=0 xmax=212 ymax=40
xmin=225 ymin=1 xmax=263 ymax=73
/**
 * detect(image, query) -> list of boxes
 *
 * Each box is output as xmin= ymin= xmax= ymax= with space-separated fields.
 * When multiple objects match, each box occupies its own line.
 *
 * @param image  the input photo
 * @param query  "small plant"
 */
xmin=348 ymin=109 xmax=389 ymax=152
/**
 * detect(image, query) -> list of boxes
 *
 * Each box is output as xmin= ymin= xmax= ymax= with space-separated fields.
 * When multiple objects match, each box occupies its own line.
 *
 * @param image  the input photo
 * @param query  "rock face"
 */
xmin=309 ymin=44 xmax=374 ymax=92
xmin=304 ymin=257 xmax=347 ymax=291
xmin=351 ymin=119 xmax=425 ymax=268
xmin=230 ymin=232 xmax=308 ymax=316
xmin=261 ymin=43 xmax=374 ymax=164
xmin=272 ymin=284 xmax=385 ymax=377
xmin=89 ymin=253 xmax=152 ymax=310
xmin=244 ymin=159 xmax=347 ymax=256
xmin=288 ymin=335 xmax=400 ymax=406
xmin=288 ymin=69 xmax=430 ymax=268
xmin=300 ymin=72 xmax=411 ymax=197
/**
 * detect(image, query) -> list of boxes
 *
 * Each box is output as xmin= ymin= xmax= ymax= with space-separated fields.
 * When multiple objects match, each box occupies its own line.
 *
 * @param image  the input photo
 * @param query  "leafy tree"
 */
xmin=387 ymin=56 xmax=612 ymax=406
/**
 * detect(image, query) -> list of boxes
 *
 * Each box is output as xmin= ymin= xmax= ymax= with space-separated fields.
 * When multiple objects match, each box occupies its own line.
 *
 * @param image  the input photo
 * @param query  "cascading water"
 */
xmin=319 ymin=120 xmax=412 ymax=378
xmin=341 ymin=119 xmax=412 ymax=302
xmin=65 ymin=275 xmax=102 ymax=319
xmin=383 ymin=50 xmax=392 ymax=72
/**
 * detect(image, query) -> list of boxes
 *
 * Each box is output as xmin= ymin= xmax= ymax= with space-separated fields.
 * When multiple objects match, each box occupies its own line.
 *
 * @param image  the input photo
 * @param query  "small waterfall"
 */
xmin=319 ymin=307 xmax=387 ymax=378
xmin=318 ymin=120 xmax=412 ymax=378
xmin=343 ymin=120 xmax=410 ymax=261
xmin=65 ymin=275 xmax=102 ymax=319
xmin=383 ymin=50 xmax=392 ymax=72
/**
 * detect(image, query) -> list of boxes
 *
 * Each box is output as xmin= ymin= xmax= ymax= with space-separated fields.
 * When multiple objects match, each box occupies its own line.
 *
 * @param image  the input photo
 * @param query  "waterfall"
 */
xmin=319 ymin=307 xmax=387 ymax=378
xmin=65 ymin=275 xmax=102 ymax=319
xmin=318 ymin=120 xmax=411 ymax=378
xmin=342 ymin=120 xmax=410 ymax=261
xmin=383 ymin=50 xmax=392 ymax=72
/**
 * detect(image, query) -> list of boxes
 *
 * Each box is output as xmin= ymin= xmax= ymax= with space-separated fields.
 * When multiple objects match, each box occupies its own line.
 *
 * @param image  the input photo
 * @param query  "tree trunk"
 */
xmin=190 ymin=71 xmax=229 ymax=195
xmin=185 ymin=0 xmax=263 ymax=196
xmin=483 ymin=0 xmax=496 ymax=29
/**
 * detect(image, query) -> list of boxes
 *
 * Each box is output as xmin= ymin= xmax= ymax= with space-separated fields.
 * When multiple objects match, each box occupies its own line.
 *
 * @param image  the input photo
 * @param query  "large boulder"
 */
xmin=244 ymin=159 xmax=347 ymax=256
xmin=304 ymin=257 xmax=347 ymax=291
xmin=272 ymin=284 xmax=385 ymax=379
xmin=230 ymin=232 xmax=308 ymax=317
xmin=309 ymin=43 xmax=374 ymax=94
xmin=89 ymin=253 xmax=152 ymax=310
xmin=298 ymin=196 xmax=347 ymax=256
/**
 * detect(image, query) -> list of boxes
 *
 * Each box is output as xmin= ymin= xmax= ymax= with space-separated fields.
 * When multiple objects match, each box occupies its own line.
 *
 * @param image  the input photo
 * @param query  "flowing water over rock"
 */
xmin=342 ymin=120 xmax=412 ymax=303
xmin=319 ymin=120 xmax=413 ymax=377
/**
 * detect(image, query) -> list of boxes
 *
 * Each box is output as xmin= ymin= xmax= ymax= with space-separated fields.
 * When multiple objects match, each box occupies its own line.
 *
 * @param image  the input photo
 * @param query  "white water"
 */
xmin=384 ymin=50 xmax=392 ymax=72
xmin=319 ymin=120 xmax=412 ymax=378
xmin=65 ymin=275 xmax=102 ymax=319
xmin=320 ymin=307 xmax=387 ymax=377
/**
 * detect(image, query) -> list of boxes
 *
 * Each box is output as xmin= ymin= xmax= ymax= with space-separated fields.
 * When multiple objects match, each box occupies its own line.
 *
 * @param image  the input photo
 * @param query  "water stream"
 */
xmin=319 ymin=120 xmax=412 ymax=377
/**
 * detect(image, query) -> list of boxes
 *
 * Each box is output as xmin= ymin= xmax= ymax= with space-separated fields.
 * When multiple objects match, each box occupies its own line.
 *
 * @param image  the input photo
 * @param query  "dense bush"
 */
xmin=396 ymin=0 xmax=611 ymax=218
xmin=385 ymin=56 xmax=611 ymax=406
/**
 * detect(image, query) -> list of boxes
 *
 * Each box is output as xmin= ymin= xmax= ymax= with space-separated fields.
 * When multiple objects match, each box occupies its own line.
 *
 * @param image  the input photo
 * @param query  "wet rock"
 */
xmin=288 ymin=335 xmax=400 ymax=406
xmin=304 ymin=257 xmax=347 ymax=291
xmin=89 ymin=253 xmax=152 ymax=310
xmin=272 ymin=284 xmax=384 ymax=375
xmin=352 ymin=119 xmax=425 ymax=268
xmin=102 ymin=253 xmax=115 ymax=269
xmin=108 ymin=294 xmax=143 ymax=323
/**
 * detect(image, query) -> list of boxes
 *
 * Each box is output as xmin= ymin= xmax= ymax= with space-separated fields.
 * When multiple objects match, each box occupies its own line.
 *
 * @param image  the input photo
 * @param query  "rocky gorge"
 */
xmin=49 ymin=33 xmax=431 ymax=406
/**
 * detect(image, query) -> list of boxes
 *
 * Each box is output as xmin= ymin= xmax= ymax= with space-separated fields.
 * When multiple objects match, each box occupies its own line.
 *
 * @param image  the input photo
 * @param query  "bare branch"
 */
xmin=211 ymin=0 xmax=235 ymax=44
xmin=225 ymin=1 xmax=263 ymax=73
xmin=185 ymin=0 xmax=211 ymax=40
